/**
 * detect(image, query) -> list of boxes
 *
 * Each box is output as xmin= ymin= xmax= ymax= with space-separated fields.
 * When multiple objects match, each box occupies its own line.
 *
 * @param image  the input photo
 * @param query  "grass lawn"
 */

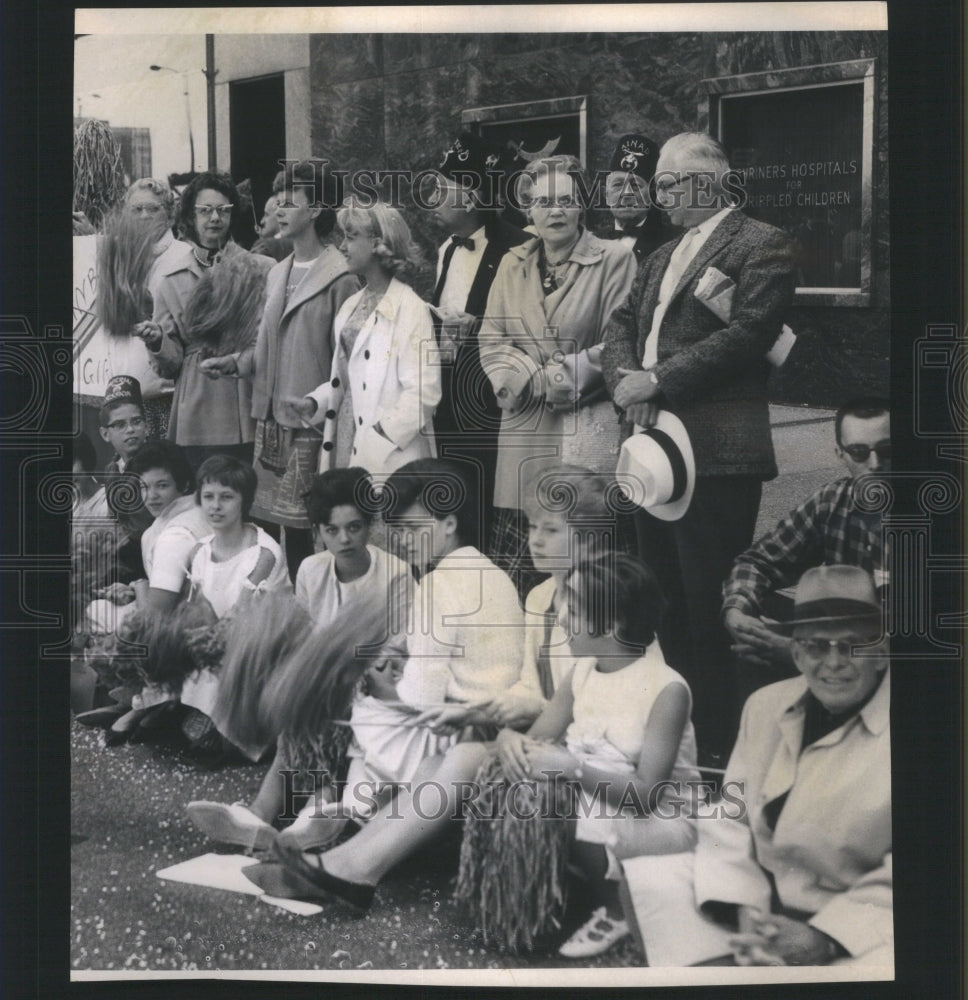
xmin=71 ymin=723 xmax=642 ymax=975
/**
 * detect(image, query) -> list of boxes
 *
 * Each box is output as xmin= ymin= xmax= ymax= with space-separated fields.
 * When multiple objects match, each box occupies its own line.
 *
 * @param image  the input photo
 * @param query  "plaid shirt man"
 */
xmin=722 ymin=476 xmax=888 ymax=618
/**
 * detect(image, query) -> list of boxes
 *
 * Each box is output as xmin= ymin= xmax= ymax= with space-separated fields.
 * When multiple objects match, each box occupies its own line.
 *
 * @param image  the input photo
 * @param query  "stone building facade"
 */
xmin=307 ymin=31 xmax=889 ymax=405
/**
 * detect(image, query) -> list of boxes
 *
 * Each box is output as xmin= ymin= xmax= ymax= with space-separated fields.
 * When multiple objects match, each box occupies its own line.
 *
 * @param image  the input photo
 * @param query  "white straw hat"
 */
xmin=615 ymin=410 xmax=695 ymax=521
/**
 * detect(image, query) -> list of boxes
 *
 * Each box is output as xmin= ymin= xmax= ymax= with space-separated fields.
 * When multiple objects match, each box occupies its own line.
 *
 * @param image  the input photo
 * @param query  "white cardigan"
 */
xmin=306 ymin=277 xmax=441 ymax=477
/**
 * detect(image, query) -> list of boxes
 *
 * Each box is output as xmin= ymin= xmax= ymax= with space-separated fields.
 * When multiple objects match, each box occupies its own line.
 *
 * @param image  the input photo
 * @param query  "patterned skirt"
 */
xmin=251 ymin=420 xmax=322 ymax=529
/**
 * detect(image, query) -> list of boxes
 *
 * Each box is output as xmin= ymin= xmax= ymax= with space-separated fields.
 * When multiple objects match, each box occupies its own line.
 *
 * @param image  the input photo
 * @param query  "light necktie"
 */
xmin=643 ymin=227 xmax=700 ymax=369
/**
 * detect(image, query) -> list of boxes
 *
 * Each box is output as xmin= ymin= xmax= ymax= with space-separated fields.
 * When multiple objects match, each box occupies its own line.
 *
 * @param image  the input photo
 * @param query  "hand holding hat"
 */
xmin=615 ymin=408 xmax=695 ymax=521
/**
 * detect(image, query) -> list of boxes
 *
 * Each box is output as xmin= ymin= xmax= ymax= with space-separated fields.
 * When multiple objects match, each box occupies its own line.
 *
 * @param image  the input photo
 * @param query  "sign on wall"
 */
xmin=700 ymin=59 xmax=876 ymax=306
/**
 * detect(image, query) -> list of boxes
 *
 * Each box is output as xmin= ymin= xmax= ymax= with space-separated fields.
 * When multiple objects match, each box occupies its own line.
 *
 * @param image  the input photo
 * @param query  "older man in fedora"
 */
xmin=601 ymin=131 xmax=796 ymax=764
xmin=620 ymin=564 xmax=892 ymax=969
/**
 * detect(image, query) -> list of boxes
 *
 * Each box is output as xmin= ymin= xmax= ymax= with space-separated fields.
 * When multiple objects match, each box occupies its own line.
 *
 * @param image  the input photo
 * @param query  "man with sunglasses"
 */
xmin=723 ymin=397 xmax=890 ymax=696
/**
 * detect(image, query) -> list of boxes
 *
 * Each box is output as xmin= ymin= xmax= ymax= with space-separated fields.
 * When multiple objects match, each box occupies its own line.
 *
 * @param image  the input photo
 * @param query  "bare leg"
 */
xmin=319 ymin=741 xmax=490 ymax=886
xmin=248 ymin=744 xmax=285 ymax=823
xmin=571 ymin=840 xmax=622 ymax=918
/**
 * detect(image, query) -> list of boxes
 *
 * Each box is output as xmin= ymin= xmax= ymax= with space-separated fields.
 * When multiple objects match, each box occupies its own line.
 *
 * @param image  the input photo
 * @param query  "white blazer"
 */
xmin=306 ymin=277 xmax=441 ymax=477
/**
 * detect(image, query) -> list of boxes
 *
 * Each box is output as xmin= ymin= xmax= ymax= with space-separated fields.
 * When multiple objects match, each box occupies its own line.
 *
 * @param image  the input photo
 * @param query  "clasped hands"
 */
xmin=613 ymin=366 xmax=660 ymax=429
xmin=434 ymin=307 xmax=476 ymax=352
xmin=729 ymin=907 xmax=839 ymax=966
xmin=198 ymin=354 xmax=240 ymax=380
xmin=131 ymin=320 xmax=163 ymax=352
xmin=496 ymin=353 xmax=592 ymax=414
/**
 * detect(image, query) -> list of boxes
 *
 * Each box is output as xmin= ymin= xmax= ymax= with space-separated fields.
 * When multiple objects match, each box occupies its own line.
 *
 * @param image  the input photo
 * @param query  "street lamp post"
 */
xmin=203 ymin=35 xmax=218 ymax=171
xmin=76 ymin=92 xmax=101 ymax=118
xmin=149 ymin=64 xmax=196 ymax=174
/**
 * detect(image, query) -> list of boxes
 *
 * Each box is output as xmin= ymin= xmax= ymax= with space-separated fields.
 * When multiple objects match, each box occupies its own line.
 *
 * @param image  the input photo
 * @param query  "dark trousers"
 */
xmin=433 ymin=335 xmax=501 ymax=549
xmin=635 ymin=475 xmax=762 ymax=764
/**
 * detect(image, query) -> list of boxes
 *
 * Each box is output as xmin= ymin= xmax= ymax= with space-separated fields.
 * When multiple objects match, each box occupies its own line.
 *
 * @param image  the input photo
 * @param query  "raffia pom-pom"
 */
xmin=454 ymin=755 xmax=578 ymax=954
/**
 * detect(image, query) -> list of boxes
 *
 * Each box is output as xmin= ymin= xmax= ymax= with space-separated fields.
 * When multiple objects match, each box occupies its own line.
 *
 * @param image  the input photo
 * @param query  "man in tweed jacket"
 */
xmin=602 ymin=132 xmax=796 ymax=763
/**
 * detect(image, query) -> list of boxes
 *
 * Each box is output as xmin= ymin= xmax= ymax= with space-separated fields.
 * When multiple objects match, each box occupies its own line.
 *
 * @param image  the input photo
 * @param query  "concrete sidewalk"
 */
xmin=757 ymin=405 xmax=840 ymax=538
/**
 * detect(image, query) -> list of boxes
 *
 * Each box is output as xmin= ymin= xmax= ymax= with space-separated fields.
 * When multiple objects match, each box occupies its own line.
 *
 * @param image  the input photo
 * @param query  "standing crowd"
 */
xmin=72 ymin=127 xmax=892 ymax=967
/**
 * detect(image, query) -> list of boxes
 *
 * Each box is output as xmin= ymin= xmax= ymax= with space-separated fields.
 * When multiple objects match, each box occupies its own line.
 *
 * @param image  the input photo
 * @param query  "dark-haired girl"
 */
xmin=186 ymin=466 xmax=413 ymax=851
xmin=178 ymin=455 xmax=290 ymax=740
xmin=499 ymin=553 xmax=700 ymax=958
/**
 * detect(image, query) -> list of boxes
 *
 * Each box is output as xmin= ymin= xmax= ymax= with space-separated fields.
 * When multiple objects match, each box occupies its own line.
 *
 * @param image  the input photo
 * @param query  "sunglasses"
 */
xmin=841 ymin=443 xmax=891 ymax=462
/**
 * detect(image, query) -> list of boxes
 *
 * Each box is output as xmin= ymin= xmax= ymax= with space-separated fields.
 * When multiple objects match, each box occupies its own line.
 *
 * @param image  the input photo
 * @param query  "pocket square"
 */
xmin=693 ymin=266 xmax=796 ymax=368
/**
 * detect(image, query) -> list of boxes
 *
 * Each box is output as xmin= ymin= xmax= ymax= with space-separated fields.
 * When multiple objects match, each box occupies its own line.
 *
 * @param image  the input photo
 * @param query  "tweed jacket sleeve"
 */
xmin=601 ymin=259 xmax=654 ymax=397
xmin=653 ymin=220 xmax=795 ymax=407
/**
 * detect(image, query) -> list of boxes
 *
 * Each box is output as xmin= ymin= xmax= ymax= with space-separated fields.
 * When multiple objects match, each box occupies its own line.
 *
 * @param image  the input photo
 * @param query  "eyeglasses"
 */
xmin=794 ymin=636 xmax=877 ymax=658
xmin=841 ymin=443 xmax=891 ymax=463
xmin=654 ymin=172 xmax=695 ymax=194
xmin=194 ymin=204 xmax=234 ymax=219
xmin=530 ymin=196 xmax=578 ymax=209
xmin=105 ymin=416 xmax=145 ymax=432
xmin=128 ymin=204 xmax=164 ymax=216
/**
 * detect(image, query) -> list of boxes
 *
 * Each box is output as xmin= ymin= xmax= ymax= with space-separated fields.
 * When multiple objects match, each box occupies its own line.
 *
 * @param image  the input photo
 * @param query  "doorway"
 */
xmin=229 ymin=73 xmax=286 ymax=247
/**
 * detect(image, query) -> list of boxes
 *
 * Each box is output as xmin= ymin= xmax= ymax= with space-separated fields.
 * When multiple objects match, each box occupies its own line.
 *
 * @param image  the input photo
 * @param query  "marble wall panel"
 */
xmin=308 ymin=31 xmax=889 ymax=403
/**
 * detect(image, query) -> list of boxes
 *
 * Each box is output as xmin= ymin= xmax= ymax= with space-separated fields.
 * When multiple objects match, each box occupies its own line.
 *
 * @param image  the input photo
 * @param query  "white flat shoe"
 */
xmin=558 ymin=906 xmax=630 ymax=958
xmin=277 ymin=812 xmax=349 ymax=852
xmin=185 ymin=800 xmax=277 ymax=851
xmin=277 ymin=799 xmax=374 ymax=852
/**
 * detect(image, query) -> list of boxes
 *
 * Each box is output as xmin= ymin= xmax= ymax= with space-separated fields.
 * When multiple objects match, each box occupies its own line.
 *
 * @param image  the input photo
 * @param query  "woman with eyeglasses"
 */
xmin=134 ymin=171 xmax=274 ymax=470
xmin=477 ymin=155 xmax=638 ymax=595
xmin=94 ymin=178 xmax=196 ymax=438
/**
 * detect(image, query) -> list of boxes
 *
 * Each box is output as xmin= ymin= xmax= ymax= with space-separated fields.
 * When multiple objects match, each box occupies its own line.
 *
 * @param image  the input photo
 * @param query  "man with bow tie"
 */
xmin=602 ymin=132 xmax=676 ymax=265
xmin=428 ymin=131 xmax=528 ymax=546
xmin=602 ymin=132 xmax=796 ymax=764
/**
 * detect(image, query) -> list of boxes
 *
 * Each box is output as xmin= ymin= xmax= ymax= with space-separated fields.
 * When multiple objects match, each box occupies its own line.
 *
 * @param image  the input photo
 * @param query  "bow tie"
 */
xmin=450 ymin=235 xmax=475 ymax=251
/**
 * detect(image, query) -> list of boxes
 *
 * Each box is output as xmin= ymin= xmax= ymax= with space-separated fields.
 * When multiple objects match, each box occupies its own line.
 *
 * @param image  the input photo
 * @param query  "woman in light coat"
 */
xmin=477 ymin=155 xmax=637 ymax=590
xmin=135 ymin=172 xmax=274 ymax=470
xmin=293 ymin=202 xmax=440 ymax=485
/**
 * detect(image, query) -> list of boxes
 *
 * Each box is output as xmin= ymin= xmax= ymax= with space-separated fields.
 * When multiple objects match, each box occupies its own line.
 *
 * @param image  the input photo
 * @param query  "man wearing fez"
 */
xmin=601 ymin=132 xmax=796 ymax=764
xmin=621 ymin=565 xmax=892 ymax=969
xmin=723 ymin=397 xmax=890 ymax=701
xmin=603 ymin=132 xmax=673 ymax=264
xmin=98 ymin=375 xmax=149 ymax=473
xmin=429 ymin=131 xmax=529 ymax=545
xmin=75 ymin=376 xmax=153 ymax=606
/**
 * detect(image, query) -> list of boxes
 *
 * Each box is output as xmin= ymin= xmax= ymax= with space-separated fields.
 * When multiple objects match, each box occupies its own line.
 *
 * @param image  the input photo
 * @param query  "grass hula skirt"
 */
xmin=455 ymin=755 xmax=578 ymax=954
xmin=210 ymin=594 xmax=314 ymax=748
xmin=95 ymin=208 xmax=160 ymax=337
xmin=180 ymin=243 xmax=272 ymax=359
xmin=73 ymin=119 xmax=127 ymax=231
